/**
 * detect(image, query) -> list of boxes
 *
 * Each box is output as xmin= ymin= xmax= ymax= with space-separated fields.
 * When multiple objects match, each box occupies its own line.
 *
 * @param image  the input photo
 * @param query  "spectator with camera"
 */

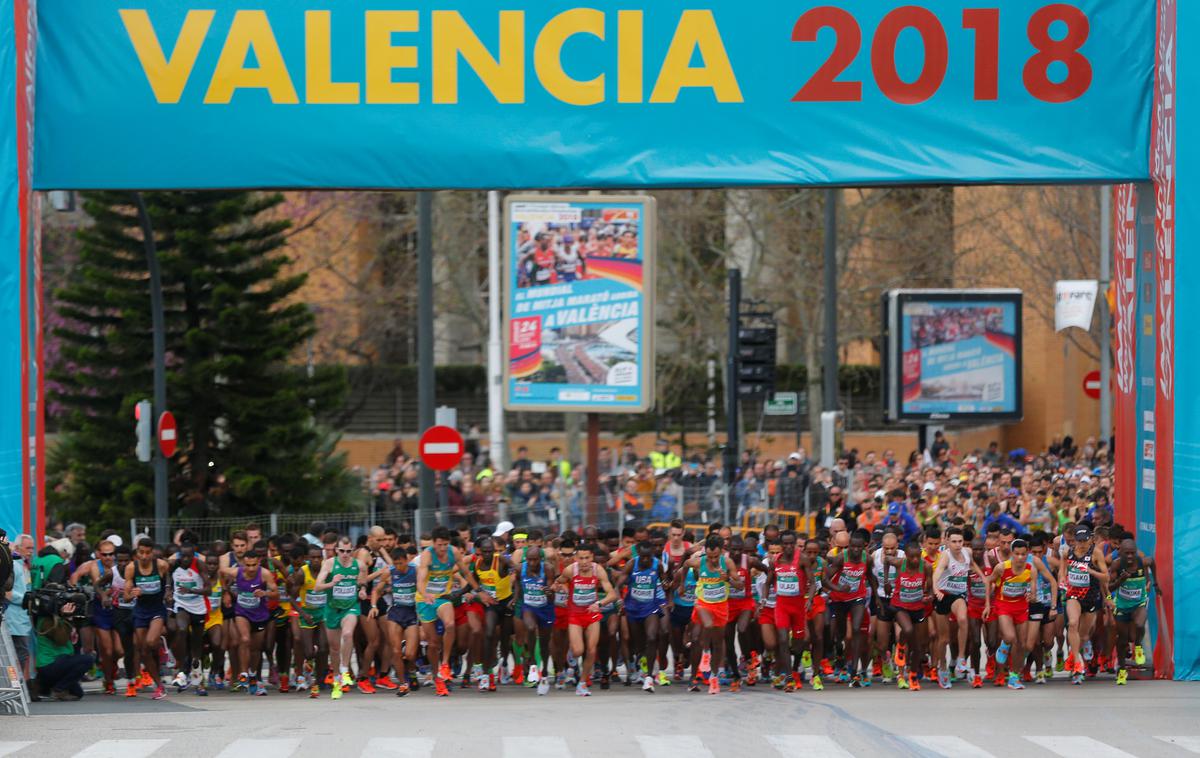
xmin=32 ymin=592 xmax=94 ymax=700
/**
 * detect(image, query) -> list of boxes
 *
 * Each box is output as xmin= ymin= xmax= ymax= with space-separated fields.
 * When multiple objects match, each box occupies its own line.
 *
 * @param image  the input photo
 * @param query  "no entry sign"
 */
xmin=419 ymin=425 xmax=464 ymax=471
xmin=158 ymin=411 xmax=178 ymax=458
xmin=1083 ymin=370 xmax=1102 ymax=400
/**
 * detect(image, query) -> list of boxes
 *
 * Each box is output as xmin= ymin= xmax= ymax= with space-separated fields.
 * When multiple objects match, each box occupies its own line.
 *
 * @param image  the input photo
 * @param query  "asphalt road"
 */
xmin=2 ymin=677 xmax=1198 ymax=758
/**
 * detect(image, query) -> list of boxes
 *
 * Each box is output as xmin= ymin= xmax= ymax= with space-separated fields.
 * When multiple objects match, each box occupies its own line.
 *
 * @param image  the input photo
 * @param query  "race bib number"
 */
xmin=776 ymin=576 xmax=800 ymax=597
xmin=237 ymin=593 xmax=261 ymax=609
xmin=305 ymin=591 xmax=327 ymax=607
xmin=332 ymin=583 xmax=358 ymax=599
xmin=700 ymin=583 xmax=728 ymax=603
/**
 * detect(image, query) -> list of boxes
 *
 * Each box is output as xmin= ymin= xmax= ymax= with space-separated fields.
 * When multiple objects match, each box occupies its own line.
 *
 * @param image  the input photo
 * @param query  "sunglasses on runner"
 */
xmin=99 ymin=552 xmax=115 ymax=557
xmin=336 ymin=548 xmax=353 ymax=554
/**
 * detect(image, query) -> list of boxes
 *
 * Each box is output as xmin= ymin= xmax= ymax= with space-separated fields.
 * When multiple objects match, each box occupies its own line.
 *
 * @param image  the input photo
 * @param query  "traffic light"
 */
xmin=736 ymin=324 xmax=776 ymax=397
xmin=135 ymin=400 xmax=152 ymax=462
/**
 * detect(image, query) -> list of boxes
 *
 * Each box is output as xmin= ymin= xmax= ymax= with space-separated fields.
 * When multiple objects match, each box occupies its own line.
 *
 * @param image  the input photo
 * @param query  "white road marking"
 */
xmin=0 ymin=744 xmax=33 ymax=758
xmin=1157 ymin=737 xmax=1200 ymax=754
xmin=364 ymin=738 xmax=436 ymax=758
xmin=72 ymin=740 xmax=168 ymax=758
xmin=637 ymin=735 xmax=714 ymax=758
xmin=213 ymin=739 xmax=300 ymax=758
xmin=1025 ymin=736 xmax=1137 ymax=758
xmin=503 ymin=737 xmax=570 ymax=758
xmin=766 ymin=735 xmax=854 ymax=758
xmin=909 ymin=736 xmax=996 ymax=758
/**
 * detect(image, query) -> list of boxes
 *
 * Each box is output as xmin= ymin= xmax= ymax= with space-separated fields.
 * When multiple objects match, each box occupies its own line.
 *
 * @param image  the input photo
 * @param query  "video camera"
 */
xmin=22 ymin=582 xmax=94 ymax=624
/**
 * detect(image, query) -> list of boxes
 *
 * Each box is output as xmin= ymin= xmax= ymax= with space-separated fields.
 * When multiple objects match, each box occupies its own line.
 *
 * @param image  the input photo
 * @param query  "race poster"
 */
xmin=503 ymin=195 xmax=655 ymax=412
xmin=898 ymin=292 xmax=1022 ymax=420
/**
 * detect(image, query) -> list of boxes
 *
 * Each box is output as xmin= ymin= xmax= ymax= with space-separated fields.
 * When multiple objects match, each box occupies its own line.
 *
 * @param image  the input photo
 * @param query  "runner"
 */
xmin=984 ymin=538 xmax=1056 ymax=690
xmin=725 ymin=536 xmax=766 ymax=687
xmin=680 ymin=536 xmax=734 ymax=694
xmin=615 ymin=540 xmax=667 ymax=692
xmin=124 ymin=537 xmax=171 ymax=700
xmin=823 ymin=529 xmax=878 ymax=687
xmin=930 ymin=526 xmax=978 ymax=688
xmin=202 ymin=550 xmax=223 ymax=693
xmin=70 ymin=539 xmax=120 ymax=694
xmin=415 ymin=526 xmax=480 ymax=697
xmin=169 ymin=540 xmax=209 ymax=693
xmin=965 ymin=535 xmax=990 ymax=688
xmin=471 ymin=536 xmax=511 ymax=692
xmin=1109 ymin=534 xmax=1160 ymax=685
xmin=882 ymin=539 xmax=932 ymax=691
xmin=869 ymin=530 xmax=900 ymax=685
xmin=1025 ymin=532 xmax=1059 ymax=683
xmin=373 ymin=545 xmax=419 ymax=696
xmin=555 ymin=542 xmax=619 ymax=696
xmin=1059 ymin=524 xmax=1110 ymax=684
xmin=767 ymin=531 xmax=816 ymax=692
xmin=314 ymin=536 xmax=369 ymax=700
xmin=513 ymin=545 xmax=555 ymax=695
xmin=222 ymin=548 xmax=279 ymax=695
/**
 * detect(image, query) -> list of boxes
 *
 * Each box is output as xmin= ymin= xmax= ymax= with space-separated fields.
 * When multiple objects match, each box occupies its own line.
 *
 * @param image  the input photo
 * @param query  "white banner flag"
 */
xmin=1055 ymin=280 xmax=1099 ymax=332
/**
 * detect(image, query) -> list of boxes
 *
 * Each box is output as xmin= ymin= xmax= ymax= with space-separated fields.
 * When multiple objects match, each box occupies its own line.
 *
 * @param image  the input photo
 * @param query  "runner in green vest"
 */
xmin=314 ymin=536 xmax=367 ymax=700
xmin=1109 ymin=536 xmax=1160 ymax=685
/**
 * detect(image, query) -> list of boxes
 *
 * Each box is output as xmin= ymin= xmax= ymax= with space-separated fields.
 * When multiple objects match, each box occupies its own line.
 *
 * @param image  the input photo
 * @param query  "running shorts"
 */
xmin=568 ymin=608 xmax=602 ymax=627
xmin=871 ymin=596 xmax=896 ymax=623
xmin=669 ymin=603 xmax=694 ymax=629
xmin=1028 ymin=602 xmax=1051 ymax=622
xmin=418 ymin=598 xmax=451 ymax=624
xmin=92 ymin=605 xmax=115 ymax=631
xmin=828 ymin=597 xmax=866 ymax=618
xmin=526 ymin=603 xmax=556 ymax=627
xmin=324 ymin=603 xmax=361 ymax=629
xmin=692 ymin=600 xmax=729 ymax=628
xmin=757 ymin=605 xmax=776 ymax=627
xmin=807 ymin=596 xmax=827 ymax=621
xmin=774 ymin=599 xmax=808 ymax=636
xmin=205 ymin=608 xmax=224 ymax=632
xmin=625 ymin=601 xmax=663 ymax=623
xmin=1114 ymin=604 xmax=1146 ymax=623
xmin=387 ymin=603 xmax=419 ymax=628
xmin=934 ymin=592 xmax=966 ymax=615
xmin=554 ymin=607 xmax=570 ymax=630
xmin=133 ymin=604 xmax=167 ymax=629
xmin=893 ymin=604 xmax=926 ymax=625
xmin=463 ymin=601 xmax=485 ymax=618
xmin=238 ymin=616 xmax=269 ymax=633
xmin=995 ymin=600 xmax=1029 ymax=625
xmin=728 ymin=597 xmax=756 ymax=617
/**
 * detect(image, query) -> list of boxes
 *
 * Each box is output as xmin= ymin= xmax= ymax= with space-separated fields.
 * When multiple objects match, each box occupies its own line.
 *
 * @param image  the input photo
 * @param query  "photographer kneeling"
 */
xmin=34 ymin=598 xmax=93 ymax=701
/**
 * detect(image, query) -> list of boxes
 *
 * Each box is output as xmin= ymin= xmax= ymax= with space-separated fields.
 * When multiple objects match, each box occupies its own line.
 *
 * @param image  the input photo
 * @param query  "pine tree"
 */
xmin=48 ymin=191 xmax=356 ymax=532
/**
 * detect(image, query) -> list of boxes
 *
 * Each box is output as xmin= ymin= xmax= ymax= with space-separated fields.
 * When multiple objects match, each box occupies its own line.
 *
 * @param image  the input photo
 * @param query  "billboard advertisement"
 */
xmin=33 ymin=0 xmax=1153 ymax=190
xmin=503 ymin=195 xmax=655 ymax=413
xmin=884 ymin=289 xmax=1022 ymax=423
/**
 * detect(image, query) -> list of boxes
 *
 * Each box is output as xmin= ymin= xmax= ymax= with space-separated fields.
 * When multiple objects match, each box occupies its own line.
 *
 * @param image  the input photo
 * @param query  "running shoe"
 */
xmin=783 ymin=678 xmax=796 ymax=693
xmin=881 ymin=662 xmax=895 ymax=682
xmin=310 ymin=684 xmax=320 ymax=699
xmin=537 ymin=679 xmax=551 ymax=696
xmin=773 ymin=674 xmax=785 ymax=690
xmin=872 ymin=658 xmax=883 ymax=678
xmin=792 ymin=672 xmax=804 ymax=690
xmin=324 ymin=672 xmax=334 ymax=686
xmin=140 ymin=671 xmax=155 ymax=688
xmin=254 ymin=683 xmax=268 ymax=696
xmin=172 ymin=672 xmax=188 ymax=692
xmin=898 ymin=673 xmax=909 ymax=689
xmin=103 ymin=681 xmax=116 ymax=696
xmin=528 ymin=664 xmax=541 ymax=684
xmin=513 ymin=665 xmax=525 ymax=685
xmin=820 ymin=658 xmax=834 ymax=676
xmin=294 ymin=675 xmax=308 ymax=691
xmin=689 ymin=676 xmax=703 ymax=693
xmin=375 ymin=675 xmax=398 ymax=691
xmin=471 ymin=663 xmax=484 ymax=683
xmin=1082 ymin=640 xmax=1094 ymax=661
xmin=709 ymin=675 xmax=720 ymax=695
xmin=810 ymin=675 xmax=824 ymax=692
xmin=955 ymin=657 xmax=969 ymax=678
xmin=909 ymin=673 xmax=921 ymax=691
xmin=1135 ymin=645 xmax=1146 ymax=666
xmin=555 ymin=673 xmax=566 ymax=690
xmin=396 ymin=683 xmax=410 ymax=697
xmin=985 ymin=656 xmax=996 ymax=680
xmin=1116 ymin=668 xmax=1128 ymax=686
xmin=489 ymin=673 xmax=498 ymax=692
xmin=643 ymin=675 xmax=655 ymax=693
xmin=125 ymin=682 xmax=138 ymax=697
xmin=195 ymin=683 xmax=207 ymax=697
xmin=279 ymin=674 xmax=290 ymax=693
xmin=478 ymin=674 xmax=489 ymax=692
xmin=575 ymin=681 xmax=591 ymax=697
xmin=1007 ymin=672 xmax=1024 ymax=690
xmin=800 ymin=651 xmax=812 ymax=670
xmin=861 ymin=674 xmax=872 ymax=688
xmin=500 ymin=667 xmax=514 ymax=686
xmin=657 ymin=670 xmax=671 ymax=687
xmin=699 ymin=651 xmax=712 ymax=674
xmin=332 ymin=682 xmax=344 ymax=700
xmin=234 ymin=674 xmax=248 ymax=692
xmin=434 ymin=677 xmax=449 ymax=697
xmin=893 ymin=644 xmax=907 ymax=667
xmin=971 ymin=675 xmax=983 ymax=689
xmin=1022 ymin=667 xmax=1034 ymax=683
xmin=151 ymin=686 xmax=166 ymax=701
xmin=996 ymin=641 xmax=1011 ymax=666
xmin=1071 ymin=671 xmax=1083 ymax=686
xmin=438 ymin=663 xmax=452 ymax=682
xmin=849 ymin=675 xmax=862 ymax=688
xmin=937 ymin=669 xmax=952 ymax=689
xmin=358 ymin=678 xmax=376 ymax=695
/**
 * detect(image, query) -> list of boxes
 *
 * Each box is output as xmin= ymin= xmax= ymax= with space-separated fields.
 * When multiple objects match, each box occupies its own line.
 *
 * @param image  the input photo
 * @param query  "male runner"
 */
xmin=616 ymin=540 xmax=667 ymax=692
xmin=124 ymin=537 xmax=172 ymax=700
xmin=680 ymin=536 xmax=734 ymax=694
xmin=882 ymin=539 xmax=932 ymax=690
xmin=222 ymin=548 xmax=278 ymax=695
xmin=931 ymin=526 xmax=979 ymax=687
xmin=373 ymin=545 xmax=420 ymax=696
xmin=1109 ymin=535 xmax=1160 ymax=684
xmin=823 ymin=529 xmax=878 ymax=687
xmin=415 ymin=526 xmax=479 ymax=697
xmin=513 ymin=545 xmax=555 ymax=695
xmin=169 ymin=541 xmax=209 ymax=693
xmin=1059 ymin=525 xmax=1110 ymax=684
xmin=984 ymin=538 xmax=1056 ymax=690
xmin=314 ymin=536 xmax=369 ymax=699
xmin=767 ymin=531 xmax=817 ymax=691
xmin=71 ymin=540 xmax=121 ymax=694
xmin=556 ymin=542 xmax=619 ymax=696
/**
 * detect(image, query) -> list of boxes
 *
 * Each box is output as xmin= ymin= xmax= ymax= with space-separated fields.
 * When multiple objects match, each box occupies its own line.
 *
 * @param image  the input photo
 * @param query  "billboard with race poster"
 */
xmin=883 ymin=289 xmax=1022 ymax=423
xmin=503 ymin=195 xmax=655 ymax=413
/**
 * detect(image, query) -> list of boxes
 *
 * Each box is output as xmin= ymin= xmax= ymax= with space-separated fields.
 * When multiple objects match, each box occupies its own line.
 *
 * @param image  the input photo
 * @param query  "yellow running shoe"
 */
xmin=341 ymin=671 xmax=354 ymax=688
xmin=1134 ymin=646 xmax=1146 ymax=666
xmin=331 ymin=682 xmax=343 ymax=700
xmin=1116 ymin=669 xmax=1128 ymax=686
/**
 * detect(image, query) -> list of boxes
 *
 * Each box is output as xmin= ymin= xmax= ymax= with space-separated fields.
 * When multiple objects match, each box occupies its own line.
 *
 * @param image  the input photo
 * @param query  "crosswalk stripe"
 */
xmin=909 ymin=736 xmax=997 ymax=758
xmin=766 ymin=735 xmax=854 ymax=758
xmin=1157 ymin=737 xmax=1200 ymax=754
xmin=1025 ymin=737 xmax=1137 ymax=758
xmin=637 ymin=736 xmax=714 ymax=758
xmin=0 ymin=744 xmax=33 ymax=758
xmin=213 ymin=739 xmax=300 ymax=758
xmin=503 ymin=737 xmax=570 ymax=758
xmin=72 ymin=740 xmax=169 ymax=758
xmin=364 ymin=738 xmax=436 ymax=758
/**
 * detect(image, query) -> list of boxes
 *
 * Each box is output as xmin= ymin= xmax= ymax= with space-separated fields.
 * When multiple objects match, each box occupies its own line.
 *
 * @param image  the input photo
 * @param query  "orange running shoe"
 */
xmin=971 ymin=675 xmax=983 ymax=689
xmin=893 ymin=644 xmax=907 ymax=668
xmin=439 ymin=663 xmax=452 ymax=681
xmin=374 ymin=675 xmax=398 ymax=691
xmin=357 ymin=678 xmax=376 ymax=694
xmin=820 ymin=659 xmax=834 ymax=676
xmin=872 ymin=659 xmax=883 ymax=677
xmin=730 ymin=679 xmax=742 ymax=693
xmin=324 ymin=672 xmax=334 ymax=686
xmin=104 ymin=681 xmax=116 ymax=696
xmin=791 ymin=672 xmax=804 ymax=690
xmin=139 ymin=671 xmax=154 ymax=688
xmin=434 ymin=677 xmax=449 ymax=696
xmin=513 ymin=665 xmax=525 ymax=685
xmin=909 ymin=673 xmax=921 ymax=691
xmin=278 ymin=674 xmax=290 ymax=693
xmin=985 ymin=656 xmax=996 ymax=680
xmin=125 ymin=682 xmax=138 ymax=697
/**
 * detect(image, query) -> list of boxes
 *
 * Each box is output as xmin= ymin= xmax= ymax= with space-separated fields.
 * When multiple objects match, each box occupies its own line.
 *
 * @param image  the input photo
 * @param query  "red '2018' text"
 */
xmin=791 ymin=4 xmax=1092 ymax=104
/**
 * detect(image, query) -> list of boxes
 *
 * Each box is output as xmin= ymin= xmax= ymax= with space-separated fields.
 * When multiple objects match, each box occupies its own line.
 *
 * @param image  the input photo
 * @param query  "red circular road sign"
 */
xmin=419 ymin=425 xmax=464 ymax=471
xmin=1083 ymin=370 xmax=1102 ymax=400
xmin=158 ymin=411 xmax=178 ymax=458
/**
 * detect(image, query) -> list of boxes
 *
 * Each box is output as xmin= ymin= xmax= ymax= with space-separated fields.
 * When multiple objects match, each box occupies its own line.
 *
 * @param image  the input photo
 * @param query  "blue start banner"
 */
xmin=504 ymin=195 xmax=654 ymax=413
xmin=33 ymin=0 xmax=1153 ymax=189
